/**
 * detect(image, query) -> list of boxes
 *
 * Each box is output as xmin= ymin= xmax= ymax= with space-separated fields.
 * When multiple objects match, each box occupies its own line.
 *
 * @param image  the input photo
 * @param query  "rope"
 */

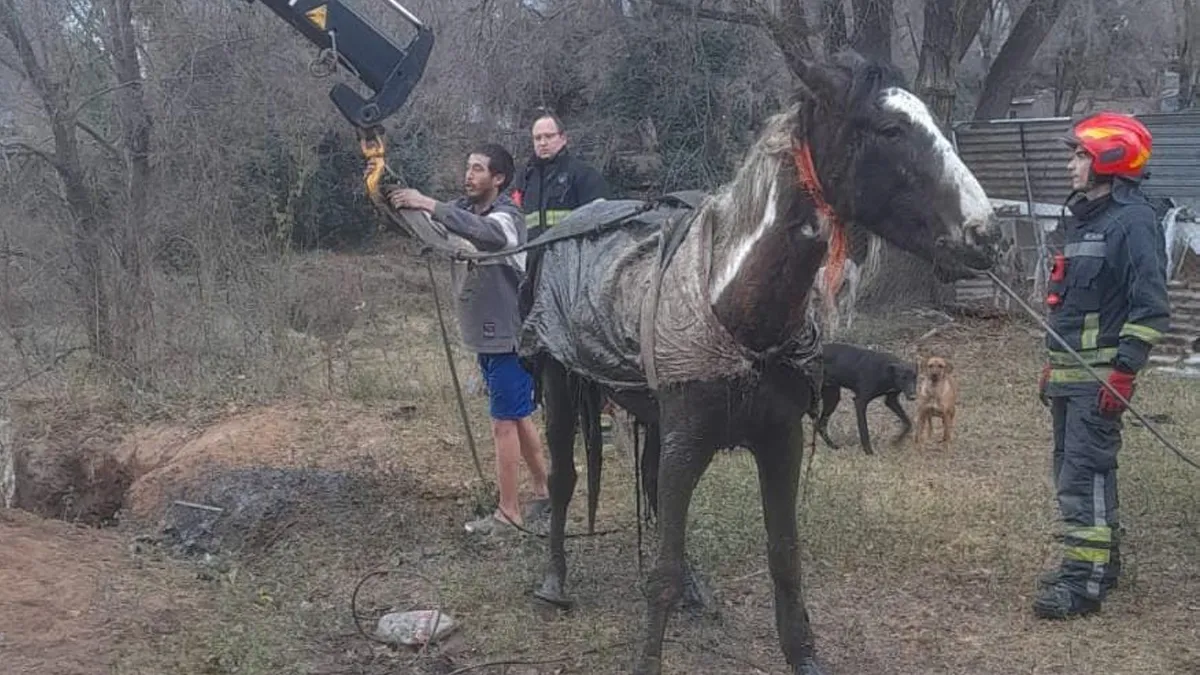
xmin=424 ymin=256 xmax=488 ymax=487
xmin=983 ymin=269 xmax=1200 ymax=472
xmin=350 ymin=567 xmax=447 ymax=670
xmin=793 ymin=142 xmax=846 ymax=300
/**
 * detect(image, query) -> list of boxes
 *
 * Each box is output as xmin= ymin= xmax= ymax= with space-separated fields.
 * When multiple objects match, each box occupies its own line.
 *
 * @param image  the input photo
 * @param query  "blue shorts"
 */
xmin=477 ymin=352 xmax=535 ymax=420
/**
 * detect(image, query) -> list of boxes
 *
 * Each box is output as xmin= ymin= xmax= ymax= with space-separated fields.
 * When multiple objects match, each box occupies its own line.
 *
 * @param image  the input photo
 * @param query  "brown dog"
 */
xmin=914 ymin=355 xmax=958 ymax=448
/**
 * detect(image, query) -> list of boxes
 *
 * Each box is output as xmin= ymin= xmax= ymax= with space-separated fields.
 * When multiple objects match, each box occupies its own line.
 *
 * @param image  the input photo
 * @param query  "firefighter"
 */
xmin=1034 ymin=111 xmax=1170 ymax=619
xmin=512 ymin=112 xmax=610 ymax=241
xmin=511 ymin=112 xmax=616 ymax=443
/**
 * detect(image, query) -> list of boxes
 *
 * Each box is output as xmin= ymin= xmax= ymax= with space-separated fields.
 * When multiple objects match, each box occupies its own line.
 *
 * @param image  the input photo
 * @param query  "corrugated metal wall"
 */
xmin=1163 ymin=281 xmax=1200 ymax=358
xmin=953 ymin=111 xmax=1200 ymax=208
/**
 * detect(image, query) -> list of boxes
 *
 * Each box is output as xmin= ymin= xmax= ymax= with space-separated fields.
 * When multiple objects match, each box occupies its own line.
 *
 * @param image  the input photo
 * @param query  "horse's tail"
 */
xmin=577 ymin=379 xmax=604 ymax=535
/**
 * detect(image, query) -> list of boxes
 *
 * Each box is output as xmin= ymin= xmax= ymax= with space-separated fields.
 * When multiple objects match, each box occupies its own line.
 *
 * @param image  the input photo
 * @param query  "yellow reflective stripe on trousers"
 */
xmin=1065 ymin=526 xmax=1112 ymax=543
xmin=1119 ymin=322 xmax=1163 ymax=344
xmin=1048 ymin=366 xmax=1113 ymax=383
xmin=1065 ymin=546 xmax=1111 ymax=563
xmin=1081 ymin=312 xmax=1100 ymax=351
xmin=1048 ymin=348 xmax=1118 ymax=366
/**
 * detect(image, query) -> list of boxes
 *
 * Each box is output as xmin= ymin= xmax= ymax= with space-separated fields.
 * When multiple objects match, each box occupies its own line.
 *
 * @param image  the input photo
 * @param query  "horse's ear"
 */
xmin=798 ymin=62 xmax=846 ymax=107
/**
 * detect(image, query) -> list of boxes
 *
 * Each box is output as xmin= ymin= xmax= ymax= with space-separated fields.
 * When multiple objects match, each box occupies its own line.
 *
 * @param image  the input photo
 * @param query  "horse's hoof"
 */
xmin=682 ymin=565 xmax=718 ymax=618
xmin=632 ymin=655 xmax=662 ymax=675
xmin=533 ymin=577 xmax=573 ymax=609
xmin=795 ymin=656 xmax=829 ymax=675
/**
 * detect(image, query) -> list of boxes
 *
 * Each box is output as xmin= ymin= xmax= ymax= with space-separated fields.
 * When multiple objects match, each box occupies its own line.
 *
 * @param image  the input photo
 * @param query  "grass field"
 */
xmin=3 ymin=250 xmax=1199 ymax=675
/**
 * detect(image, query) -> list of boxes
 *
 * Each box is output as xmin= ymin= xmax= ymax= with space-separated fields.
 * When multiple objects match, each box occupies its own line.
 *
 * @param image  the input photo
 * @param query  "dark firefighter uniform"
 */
xmin=1035 ymin=112 xmax=1170 ymax=619
xmin=512 ymin=147 xmax=609 ymax=241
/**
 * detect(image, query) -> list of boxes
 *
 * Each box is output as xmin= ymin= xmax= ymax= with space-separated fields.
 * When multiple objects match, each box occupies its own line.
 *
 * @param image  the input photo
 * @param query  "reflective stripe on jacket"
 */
xmin=512 ymin=148 xmax=609 ymax=232
xmin=1044 ymin=178 xmax=1170 ymax=395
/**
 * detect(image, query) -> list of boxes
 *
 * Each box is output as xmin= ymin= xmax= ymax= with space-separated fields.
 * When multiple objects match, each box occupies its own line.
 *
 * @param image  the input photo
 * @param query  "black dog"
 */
xmin=810 ymin=342 xmax=917 ymax=455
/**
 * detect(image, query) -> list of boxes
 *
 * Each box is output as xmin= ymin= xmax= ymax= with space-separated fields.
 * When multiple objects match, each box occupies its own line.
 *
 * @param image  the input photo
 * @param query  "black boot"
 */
xmin=1033 ymin=583 xmax=1101 ymax=619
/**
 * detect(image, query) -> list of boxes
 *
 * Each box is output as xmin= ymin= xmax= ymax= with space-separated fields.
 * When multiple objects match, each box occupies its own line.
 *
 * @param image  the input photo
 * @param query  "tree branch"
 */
xmin=0 ymin=0 xmax=56 ymax=101
xmin=75 ymin=119 xmax=125 ymax=162
xmin=645 ymin=0 xmax=814 ymax=73
xmin=0 ymin=52 xmax=19 ymax=74
xmin=69 ymin=80 xmax=139 ymax=120
xmin=647 ymin=0 xmax=765 ymax=26
xmin=0 ymin=140 xmax=57 ymax=167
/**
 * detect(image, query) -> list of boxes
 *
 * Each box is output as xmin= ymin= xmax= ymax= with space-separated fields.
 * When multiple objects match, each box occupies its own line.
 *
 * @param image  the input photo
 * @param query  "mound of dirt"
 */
xmin=120 ymin=403 xmax=394 ymax=521
xmin=0 ymin=508 xmax=203 ymax=675
xmin=8 ymin=397 xmax=471 ymax=550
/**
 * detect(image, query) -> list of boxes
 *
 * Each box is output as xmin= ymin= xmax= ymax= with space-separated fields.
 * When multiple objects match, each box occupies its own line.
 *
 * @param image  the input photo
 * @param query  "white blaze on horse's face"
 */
xmin=879 ymin=87 xmax=993 ymax=237
xmin=711 ymin=180 xmax=779 ymax=301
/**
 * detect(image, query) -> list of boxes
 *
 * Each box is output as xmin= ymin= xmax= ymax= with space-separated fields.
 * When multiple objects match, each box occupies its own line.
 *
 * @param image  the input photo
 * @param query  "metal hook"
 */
xmin=309 ymin=30 xmax=339 ymax=78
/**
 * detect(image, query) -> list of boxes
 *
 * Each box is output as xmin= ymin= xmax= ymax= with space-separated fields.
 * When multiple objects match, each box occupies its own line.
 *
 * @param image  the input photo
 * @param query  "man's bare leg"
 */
xmin=516 ymin=416 xmax=549 ymax=500
xmin=492 ymin=419 xmax=523 ymax=526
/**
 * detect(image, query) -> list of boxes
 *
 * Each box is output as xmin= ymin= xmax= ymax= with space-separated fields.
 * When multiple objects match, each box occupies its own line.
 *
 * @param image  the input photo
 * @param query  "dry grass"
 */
xmin=4 ymin=249 xmax=1200 ymax=675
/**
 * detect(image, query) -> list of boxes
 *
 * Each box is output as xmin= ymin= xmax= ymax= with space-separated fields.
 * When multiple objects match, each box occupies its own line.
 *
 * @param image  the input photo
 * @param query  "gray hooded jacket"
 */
xmin=431 ymin=193 xmax=527 ymax=354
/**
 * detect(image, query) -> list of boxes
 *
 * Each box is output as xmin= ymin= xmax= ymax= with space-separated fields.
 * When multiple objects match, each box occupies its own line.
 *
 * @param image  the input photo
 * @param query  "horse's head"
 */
xmin=793 ymin=51 xmax=999 ymax=280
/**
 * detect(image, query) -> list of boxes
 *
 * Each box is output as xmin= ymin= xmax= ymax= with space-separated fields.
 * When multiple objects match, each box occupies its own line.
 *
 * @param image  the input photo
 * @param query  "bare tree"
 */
xmin=100 ymin=0 xmax=154 ymax=373
xmin=973 ymin=0 xmax=1074 ymax=119
xmin=1176 ymin=0 xmax=1199 ymax=108
xmin=646 ymin=0 xmax=816 ymax=74
xmin=916 ymin=0 xmax=960 ymax=123
xmin=851 ymin=0 xmax=893 ymax=60
xmin=823 ymin=0 xmax=850 ymax=54
xmin=0 ymin=0 xmax=115 ymax=360
xmin=916 ymin=0 xmax=991 ymax=124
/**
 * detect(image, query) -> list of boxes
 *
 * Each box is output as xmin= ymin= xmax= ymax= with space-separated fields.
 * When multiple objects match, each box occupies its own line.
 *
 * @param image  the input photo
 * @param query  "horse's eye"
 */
xmin=881 ymin=125 xmax=905 ymax=139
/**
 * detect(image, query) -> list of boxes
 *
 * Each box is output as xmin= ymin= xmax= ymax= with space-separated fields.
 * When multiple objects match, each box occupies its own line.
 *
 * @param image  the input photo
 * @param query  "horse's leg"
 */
xmin=534 ymin=358 xmax=579 ymax=608
xmin=884 ymin=391 xmax=912 ymax=446
xmin=681 ymin=555 xmax=716 ymax=615
xmin=634 ymin=417 xmax=715 ymax=675
xmin=752 ymin=420 xmax=826 ymax=675
xmin=580 ymin=381 xmax=604 ymax=534
xmin=640 ymin=421 xmax=661 ymax=521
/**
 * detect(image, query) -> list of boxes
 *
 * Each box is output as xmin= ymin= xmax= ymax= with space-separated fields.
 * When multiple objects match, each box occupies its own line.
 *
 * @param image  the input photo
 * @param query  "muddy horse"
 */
xmin=518 ymin=50 xmax=999 ymax=675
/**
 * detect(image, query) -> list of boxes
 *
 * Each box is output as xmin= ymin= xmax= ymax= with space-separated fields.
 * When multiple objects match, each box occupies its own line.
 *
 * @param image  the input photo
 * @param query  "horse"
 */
xmin=517 ymin=50 xmax=999 ymax=675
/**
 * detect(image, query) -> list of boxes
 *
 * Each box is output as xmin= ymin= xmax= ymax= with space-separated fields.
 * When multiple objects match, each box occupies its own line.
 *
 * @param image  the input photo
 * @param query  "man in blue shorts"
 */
xmin=389 ymin=143 xmax=550 ymax=535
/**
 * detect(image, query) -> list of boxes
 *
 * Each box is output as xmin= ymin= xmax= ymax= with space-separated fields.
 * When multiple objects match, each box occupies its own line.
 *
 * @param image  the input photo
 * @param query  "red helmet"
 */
xmin=1062 ymin=112 xmax=1152 ymax=178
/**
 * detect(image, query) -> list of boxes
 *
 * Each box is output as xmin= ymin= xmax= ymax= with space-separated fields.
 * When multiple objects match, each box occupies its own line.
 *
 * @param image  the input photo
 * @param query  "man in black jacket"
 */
xmin=512 ymin=112 xmax=610 ymax=241
xmin=1034 ymin=111 xmax=1170 ymax=619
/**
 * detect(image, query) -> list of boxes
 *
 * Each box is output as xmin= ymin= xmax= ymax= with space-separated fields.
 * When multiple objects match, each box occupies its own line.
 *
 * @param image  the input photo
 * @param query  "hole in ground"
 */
xmin=4 ymin=398 xmax=134 ymax=527
xmin=12 ymin=449 xmax=132 ymax=526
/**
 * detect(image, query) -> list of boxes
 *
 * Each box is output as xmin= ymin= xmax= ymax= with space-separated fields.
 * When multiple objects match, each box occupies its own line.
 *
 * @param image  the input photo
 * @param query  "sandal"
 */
xmin=464 ymin=513 xmax=516 ymax=536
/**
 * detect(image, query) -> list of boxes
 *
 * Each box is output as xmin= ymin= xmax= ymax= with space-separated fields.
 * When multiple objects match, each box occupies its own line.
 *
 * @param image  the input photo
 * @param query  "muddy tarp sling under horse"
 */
xmin=518 ymin=170 xmax=824 ymax=393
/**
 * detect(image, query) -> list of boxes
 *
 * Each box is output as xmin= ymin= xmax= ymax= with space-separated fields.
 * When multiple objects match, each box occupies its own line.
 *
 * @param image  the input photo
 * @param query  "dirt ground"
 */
xmin=4 ymin=282 xmax=1200 ymax=674
xmin=0 ymin=508 xmax=212 ymax=675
